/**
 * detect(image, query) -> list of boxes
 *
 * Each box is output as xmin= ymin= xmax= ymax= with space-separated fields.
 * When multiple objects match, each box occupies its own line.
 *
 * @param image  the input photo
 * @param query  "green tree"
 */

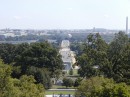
xmin=74 ymin=77 xmax=82 ymax=87
xmin=76 ymin=77 xmax=130 ymax=97
xmin=0 ymin=43 xmax=16 ymax=64
xmin=15 ymin=42 xmax=63 ymax=77
xmin=70 ymin=43 xmax=86 ymax=56
xmin=0 ymin=42 xmax=63 ymax=88
xmin=77 ymin=33 xmax=109 ymax=78
xmin=28 ymin=66 xmax=51 ymax=89
xmin=107 ymin=31 xmax=130 ymax=83
xmin=19 ymin=75 xmax=44 ymax=97
xmin=62 ymin=78 xmax=74 ymax=88
xmin=0 ymin=43 xmax=29 ymax=64
xmin=0 ymin=59 xmax=45 ymax=97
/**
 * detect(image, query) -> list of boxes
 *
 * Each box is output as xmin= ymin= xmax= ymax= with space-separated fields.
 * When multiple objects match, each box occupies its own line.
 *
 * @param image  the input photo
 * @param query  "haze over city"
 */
xmin=0 ymin=0 xmax=130 ymax=29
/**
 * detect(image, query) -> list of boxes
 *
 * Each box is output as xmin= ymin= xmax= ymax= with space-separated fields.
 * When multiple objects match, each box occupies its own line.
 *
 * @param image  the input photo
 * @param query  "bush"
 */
xmin=74 ymin=77 xmax=82 ymax=87
xmin=69 ymin=69 xmax=73 ymax=75
xmin=62 ymin=78 xmax=74 ymax=88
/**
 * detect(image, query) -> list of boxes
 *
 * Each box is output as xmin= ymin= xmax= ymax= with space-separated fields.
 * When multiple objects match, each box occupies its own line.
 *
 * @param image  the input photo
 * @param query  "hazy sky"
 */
xmin=0 ymin=0 xmax=130 ymax=29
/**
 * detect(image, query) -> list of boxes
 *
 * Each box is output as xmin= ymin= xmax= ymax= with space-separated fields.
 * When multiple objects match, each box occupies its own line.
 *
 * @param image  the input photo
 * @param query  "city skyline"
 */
xmin=0 ymin=0 xmax=130 ymax=29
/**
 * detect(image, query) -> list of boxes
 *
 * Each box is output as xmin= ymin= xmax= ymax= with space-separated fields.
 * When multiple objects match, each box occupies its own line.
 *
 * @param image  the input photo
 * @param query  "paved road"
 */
xmin=48 ymin=89 xmax=76 ymax=91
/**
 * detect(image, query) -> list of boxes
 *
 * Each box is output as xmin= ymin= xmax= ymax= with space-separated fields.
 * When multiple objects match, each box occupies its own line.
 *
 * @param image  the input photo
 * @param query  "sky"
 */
xmin=0 ymin=0 xmax=130 ymax=29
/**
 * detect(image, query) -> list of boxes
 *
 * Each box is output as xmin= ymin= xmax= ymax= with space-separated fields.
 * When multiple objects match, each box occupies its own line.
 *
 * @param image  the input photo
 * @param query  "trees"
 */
xmin=77 ymin=33 xmax=109 ymax=78
xmin=0 ymin=59 xmax=45 ymax=97
xmin=0 ymin=43 xmax=29 ymax=64
xmin=74 ymin=77 xmax=82 ymax=87
xmin=18 ymin=75 xmax=44 ymax=97
xmin=77 ymin=32 xmax=130 ymax=84
xmin=0 ymin=43 xmax=16 ymax=64
xmin=26 ymin=66 xmax=51 ymax=89
xmin=0 ymin=42 xmax=63 ymax=88
xmin=62 ymin=78 xmax=74 ymax=88
xmin=70 ymin=43 xmax=86 ymax=56
xmin=76 ymin=77 xmax=130 ymax=97
xmin=107 ymin=31 xmax=130 ymax=83
xmin=0 ymin=42 xmax=63 ymax=76
xmin=15 ymin=42 xmax=63 ymax=77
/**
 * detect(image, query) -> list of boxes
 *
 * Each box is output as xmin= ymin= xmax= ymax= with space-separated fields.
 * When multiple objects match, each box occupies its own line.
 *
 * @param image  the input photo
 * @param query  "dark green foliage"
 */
xmin=69 ymin=68 xmax=73 ymax=75
xmin=77 ymin=32 xmax=130 ymax=84
xmin=11 ymin=66 xmax=22 ymax=78
xmin=15 ymin=42 xmax=63 ymax=76
xmin=107 ymin=31 xmax=130 ymax=83
xmin=77 ymin=33 xmax=109 ymax=78
xmin=0 ymin=42 xmax=63 ymax=89
xmin=11 ymin=66 xmax=51 ymax=89
xmin=63 ymin=78 xmax=74 ymax=88
xmin=0 ymin=43 xmax=16 ymax=64
xmin=74 ymin=77 xmax=82 ymax=87
xmin=27 ymin=66 xmax=51 ymax=89
xmin=70 ymin=43 xmax=86 ymax=56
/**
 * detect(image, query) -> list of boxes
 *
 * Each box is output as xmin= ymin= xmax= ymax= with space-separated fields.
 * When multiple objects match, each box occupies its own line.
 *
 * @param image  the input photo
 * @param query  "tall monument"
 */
xmin=126 ymin=16 xmax=128 ymax=34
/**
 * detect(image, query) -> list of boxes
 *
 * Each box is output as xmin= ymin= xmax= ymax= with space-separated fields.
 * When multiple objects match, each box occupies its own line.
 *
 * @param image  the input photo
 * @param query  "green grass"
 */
xmin=66 ymin=69 xmax=79 ymax=76
xmin=51 ymin=85 xmax=66 ymax=89
xmin=73 ymin=69 xmax=78 ymax=75
xmin=51 ymin=85 xmax=76 ymax=89
xmin=45 ymin=90 xmax=75 ymax=95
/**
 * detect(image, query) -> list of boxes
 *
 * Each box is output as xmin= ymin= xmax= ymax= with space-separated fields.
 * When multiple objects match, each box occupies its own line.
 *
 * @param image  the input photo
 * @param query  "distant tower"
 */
xmin=126 ymin=16 xmax=128 ymax=34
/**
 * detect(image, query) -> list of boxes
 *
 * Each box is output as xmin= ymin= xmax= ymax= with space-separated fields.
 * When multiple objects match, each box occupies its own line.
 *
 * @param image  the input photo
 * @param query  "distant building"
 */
xmin=20 ymin=32 xmax=27 ymax=36
xmin=61 ymin=40 xmax=70 ymax=48
xmin=3 ymin=33 xmax=15 ymax=38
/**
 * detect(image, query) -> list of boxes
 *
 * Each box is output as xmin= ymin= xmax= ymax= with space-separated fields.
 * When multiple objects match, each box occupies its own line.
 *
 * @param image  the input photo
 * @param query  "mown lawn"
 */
xmin=51 ymin=85 xmax=76 ymax=89
xmin=66 ymin=69 xmax=78 ymax=74
xmin=45 ymin=90 xmax=75 ymax=95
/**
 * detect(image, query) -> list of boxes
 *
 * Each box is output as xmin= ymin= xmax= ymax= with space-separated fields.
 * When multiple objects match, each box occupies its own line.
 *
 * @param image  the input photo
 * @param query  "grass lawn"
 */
xmin=73 ymin=69 xmax=78 ymax=75
xmin=45 ymin=90 xmax=75 ymax=95
xmin=66 ymin=69 xmax=79 ymax=77
xmin=51 ymin=85 xmax=76 ymax=89
xmin=51 ymin=85 xmax=66 ymax=89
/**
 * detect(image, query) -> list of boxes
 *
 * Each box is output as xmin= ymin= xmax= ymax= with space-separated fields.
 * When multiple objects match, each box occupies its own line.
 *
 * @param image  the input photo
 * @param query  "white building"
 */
xmin=3 ymin=33 xmax=15 ymax=37
xmin=61 ymin=40 xmax=70 ymax=48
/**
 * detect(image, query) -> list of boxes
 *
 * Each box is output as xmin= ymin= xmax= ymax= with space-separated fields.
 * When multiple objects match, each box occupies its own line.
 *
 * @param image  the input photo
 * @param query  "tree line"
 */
xmin=0 ymin=42 xmax=63 ymax=89
xmin=75 ymin=31 xmax=130 ymax=96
